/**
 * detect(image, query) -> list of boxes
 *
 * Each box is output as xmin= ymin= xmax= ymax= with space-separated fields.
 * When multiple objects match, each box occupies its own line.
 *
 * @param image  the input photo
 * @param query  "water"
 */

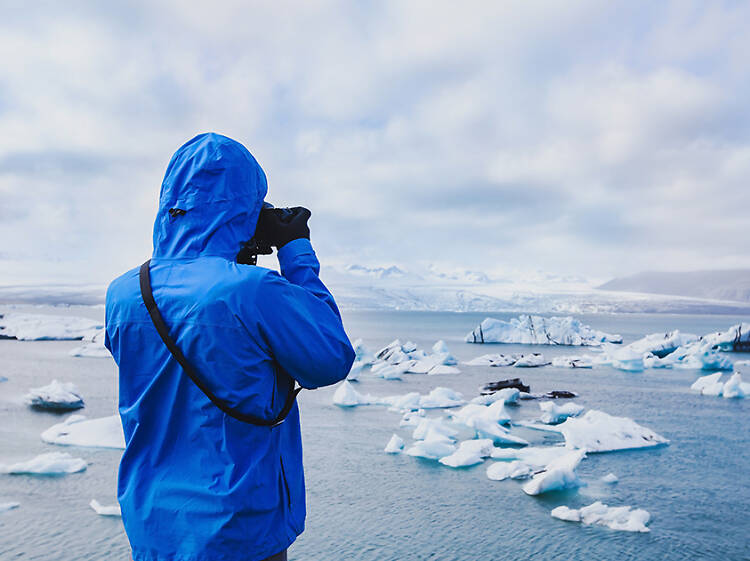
xmin=1 ymin=309 xmax=749 ymax=560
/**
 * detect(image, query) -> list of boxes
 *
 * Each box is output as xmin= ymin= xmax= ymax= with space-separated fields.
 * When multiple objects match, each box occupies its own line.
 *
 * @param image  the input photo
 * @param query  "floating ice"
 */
xmin=514 ymin=354 xmax=550 ymax=368
xmin=0 ymin=313 xmax=103 ymax=341
xmin=399 ymin=409 xmax=426 ymax=427
xmin=69 ymin=329 xmax=110 ymax=358
xmin=352 ymin=338 xmax=375 ymax=364
xmin=522 ymin=449 xmax=586 ymax=495
xmin=370 ymin=362 xmax=407 ymax=380
xmin=602 ymin=345 xmax=645 ymax=372
xmin=490 ymin=445 xmax=569 ymax=465
xmin=551 ymin=356 xmax=594 ymax=369
xmin=452 ymin=402 xmax=512 ymax=426
xmin=702 ymin=322 xmax=750 ymax=352
xmin=0 ymin=502 xmax=20 ymax=513
xmin=25 ymin=380 xmax=84 ymax=411
xmin=628 ymin=330 xmax=698 ymax=358
xmin=551 ymin=501 xmax=650 ymax=532
xmin=89 ymin=499 xmax=121 ymax=517
xmin=412 ymin=418 xmax=459 ymax=441
xmin=556 ymin=410 xmax=668 ymax=452
xmin=384 ymin=434 xmax=405 ymax=454
xmin=470 ymin=388 xmax=520 ymax=406
xmin=601 ymin=473 xmax=619 ymax=484
xmin=333 ymin=381 xmax=375 ymax=407
xmin=405 ymin=439 xmax=456 ymax=460
xmin=0 ymin=452 xmax=87 ymax=475
xmin=41 ymin=414 xmax=125 ymax=449
xmin=427 ymin=364 xmax=461 ymax=375
xmin=692 ymin=372 xmax=748 ymax=399
xmin=416 ymin=387 xmax=465 ymax=409
xmin=486 ymin=460 xmax=534 ymax=481
xmin=722 ymin=373 xmax=746 ymax=399
xmin=465 ymin=353 xmax=519 ymax=367
xmin=466 ymin=315 xmax=621 ymax=346
xmin=690 ymin=373 xmax=723 ymax=395
xmin=539 ymin=401 xmax=584 ymax=424
xmin=346 ymin=360 xmax=365 ymax=381
xmin=439 ymin=439 xmax=494 ymax=468
xmin=472 ymin=418 xmax=528 ymax=446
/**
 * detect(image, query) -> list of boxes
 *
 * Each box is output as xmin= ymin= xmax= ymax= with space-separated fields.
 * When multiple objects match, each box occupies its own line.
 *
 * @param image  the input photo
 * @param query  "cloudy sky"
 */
xmin=1 ymin=0 xmax=748 ymax=285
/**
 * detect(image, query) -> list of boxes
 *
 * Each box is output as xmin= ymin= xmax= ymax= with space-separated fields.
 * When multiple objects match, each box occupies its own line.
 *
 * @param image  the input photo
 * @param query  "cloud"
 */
xmin=0 ymin=0 xmax=749 ymax=285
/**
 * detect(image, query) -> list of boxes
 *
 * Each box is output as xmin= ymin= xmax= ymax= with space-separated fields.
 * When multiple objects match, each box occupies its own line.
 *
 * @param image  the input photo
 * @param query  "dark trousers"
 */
xmin=262 ymin=550 xmax=287 ymax=561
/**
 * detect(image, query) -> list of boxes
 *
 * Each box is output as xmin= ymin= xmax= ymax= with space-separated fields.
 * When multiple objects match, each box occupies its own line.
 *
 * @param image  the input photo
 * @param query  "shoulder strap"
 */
xmin=139 ymin=260 xmax=302 ymax=427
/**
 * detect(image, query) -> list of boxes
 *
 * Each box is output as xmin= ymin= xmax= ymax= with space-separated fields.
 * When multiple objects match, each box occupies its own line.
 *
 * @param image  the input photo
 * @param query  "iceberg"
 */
xmin=384 ymin=434 xmax=405 ymax=454
xmin=690 ymin=372 xmax=723 ymax=394
xmin=412 ymin=417 xmax=459 ymax=441
xmin=416 ymin=387 xmax=465 ymax=409
xmin=601 ymin=473 xmax=619 ymax=484
xmin=405 ymin=439 xmax=456 ymax=460
xmin=69 ymin=328 xmax=110 ymax=358
xmin=556 ymin=410 xmax=668 ymax=452
xmin=439 ymin=439 xmax=494 ymax=468
xmin=487 ymin=446 xmax=571 ymax=482
xmin=24 ymin=380 xmax=84 ymax=411
xmin=0 ymin=502 xmax=20 ymax=513
xmin=539 ymin=401 xmax=584 ymax=424
xmin=332 ymin=381 xmax=374 ymax=407
xmin=41 ymin=414 xmax=125 ymax=449
xmin=514 ymin=353 xmax=550 ymax=368
xmin=692 ymin=372 xmax=748 ymax=399
xmin=0 ymin=452 xmax=87 ymax=475
xmin=702 ymin=322 xmax=750 ymax=352
xmin=470 ymin=387 xmax=520 ymax=406
xmin=399 ymin=409 xmax=425 ymax=427
xmin=486 ymin=460 xmax=534 ymax=481
xmin=722 ymin=372 xmax=746 ymax=399
xmin=427 ymin=364 xmax=461 ymax=375
xmin=603 ymin=345 xmax=645 ymax=372
xmin=628 ymin=330 xmax=698 ymax=358
xmin=466 ymin=315 xmax=621 ymax=346
xmin=362 ymin=338 xmax=461 ymax=378
xmin=89 ymin=499 xmax=121 ymax=517
xmin=471 ymin=417 xmax=528 ymax=446
xmin=551 ymin=356 xmax=594 ymax=369
xmin=346 ymin=360 xmax=365 ymax=381
xmin=522 ymin=449 xmax=586 ymax=495
xmin=452 ymin=402 xmax=512 ymax=426
xmin=551 ymin=501 xmax=650 ymax=532
xmin=0 ymin=313 xmax=103 ymax=341
xmin=465 ymin=353 xmax=519 ymax=367
xmin=352 ymin=338 xmax=375 ymax=364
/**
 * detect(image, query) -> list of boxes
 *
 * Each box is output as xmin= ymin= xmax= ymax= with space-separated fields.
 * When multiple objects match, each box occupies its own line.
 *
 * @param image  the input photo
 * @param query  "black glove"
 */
xmin=255 ymin=206 xmax=311 ymax=249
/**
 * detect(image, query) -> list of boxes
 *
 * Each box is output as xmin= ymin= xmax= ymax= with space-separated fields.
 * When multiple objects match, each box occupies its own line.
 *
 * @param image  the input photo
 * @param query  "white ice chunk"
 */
xmin=722 ymin=372 xmax=746 ymax=399
xmin=490 ymin=445 xmax=568 ymax=465
xmin=464 ymin=353 xmax=519 ymax=367
xmin=69 ymin=329 xmax=110 ymax=358
xmin=607 ymin=345 xmax=645 ymax=372
xmin=431 ymin=341 xmax=458 ymax=365
xmin=472 ymin=417 xmax=528 ymax=446
xmin=404 ymin=439 xmax=456 ymax=460
xmin=628 ymin=330 xmax=698 ymax=357
xmin=402 ymin=341 xmax=418 ymax=353
xmin=0 ymin=502 xmax=20 ymax=513
xmin=556 ymin=410 xmax=668 ymax=452
xmin=551 ymin=355 xmax=594 ymax=369
xmin=539 ymin=401 xmax=584 ymax=424
xmin=470 ymin=388 xmax=520 ymax=406
xmin=346 ymin=360 xmax=365 ymax=381
xmin=24 ymin=380 xmax=84 ymax=411
xmin=0 ymin=452 xmax=87 ymax=475
xmin=386 ymin=392 xmax=422 ymax=411
xmin=399 ymin=409 xmax=425 ymax=427
xmin=427 ymin=364 xmax=461 ymax=375
xmin=412 ymin=418 xmax=459 ymax=441
xmin=41 ymin=414 xmax=125 ymax=449
xmin=601 ymin=473 xmax=619 ymax=484
xmin=522 ymin=449 xmax=586 ymax=495
xmin=690 ymin=372 xmax=723 ymax=393
xmin=439 ymin=439 xmax=494 ymax=468
xmin=514 ymin=353 xmax=550 ymax=368
xmin=89 ymin=499 xmax=121 ymax=517
xmin=466 ymin=315 xmax=621 ymax=346
xmin=0 ymin=313 xmax=103 ymax=341
xmin=418 ymin=387 xmax=465 ymax=409
xmin=372 ymin=362 xmax=407 ymax=379
xmin=384 ymin=434 xmax=405 ymax=454
xmin=551 ymin=501 xmax=650 ymax=532
xmin=332 ymin=381 xmax=376 ymax=406
xmin=486 ymin=460 xmax=534 ymax=481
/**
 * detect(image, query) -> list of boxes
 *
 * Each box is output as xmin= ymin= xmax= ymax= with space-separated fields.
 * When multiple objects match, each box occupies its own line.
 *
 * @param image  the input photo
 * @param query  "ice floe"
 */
xmin=691 ymin=372 xmax=749 ymax=398
xmin=69 ymin=328 xmax=110 ymax=358
xmin=333 ymin=381 xmax=375 ymax=406
xmin=539 ymin=401 xmax=584 ymax=424
xmin=470 ymin=387 xmax=520 ymax=406
xmin=486 ymin=460 xmax=534 ymax=481
xmin=24 ymin=380 xmax=84 ymax=411
xmin=464 ymin=353 xmax=519 ymax=367
xmin=41 ymin=414 xmax=125 ymax=449
xmin=0 ymin=313 xmax=103 ymax=341
xmin=628 ymin=330 xmax=698 ymax=358
xmin=514 ymin=353 xmax=550 ymax=368
xmin=551 ymin=501 xmax=650 ymax=532
xmin=0 ymin=502 xmax=20 ymax=513
xmin=555 ymin=410 xmax=668 ymax=452
xmin=465 ymin=315 xmax=621 ymax=346
xmin=439 ymin=439 xmax=494 ymax=468
xmin=551 ymin=356 xmax=594 ymax=369
xmin=384 ymin=434 xmax=404 ymax=454
xmin=601 ymin=473 xmax=619 ymax=484
xmin=352 ymin=338 xmax=461 ymax=378
xmin=89 ymin=499 xmax=121 ymax=517
xmin=0 ymin=452 xmax=87 ymax=475
xmin=522 ymin=449 xmax=586 ymax=495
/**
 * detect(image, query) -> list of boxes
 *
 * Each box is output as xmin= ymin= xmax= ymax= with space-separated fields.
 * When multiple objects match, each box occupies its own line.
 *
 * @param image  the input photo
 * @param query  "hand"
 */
xmin=255 ymin=206 xmax=311 ymax=249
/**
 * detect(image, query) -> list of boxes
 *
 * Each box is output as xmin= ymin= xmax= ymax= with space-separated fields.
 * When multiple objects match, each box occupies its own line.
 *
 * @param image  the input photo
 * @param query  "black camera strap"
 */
xmin=139 ymin=260 xmax=301 ymax=427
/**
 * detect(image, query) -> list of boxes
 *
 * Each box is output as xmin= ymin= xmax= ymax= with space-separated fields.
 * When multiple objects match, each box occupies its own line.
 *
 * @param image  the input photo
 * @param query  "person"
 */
xmin=105 ymin=132 xmax=355 ymax=561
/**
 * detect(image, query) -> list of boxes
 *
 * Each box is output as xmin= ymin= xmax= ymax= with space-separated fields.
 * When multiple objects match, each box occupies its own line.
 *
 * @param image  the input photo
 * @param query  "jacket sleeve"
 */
xmin=255 ymin=239 xmax=355 ymax=389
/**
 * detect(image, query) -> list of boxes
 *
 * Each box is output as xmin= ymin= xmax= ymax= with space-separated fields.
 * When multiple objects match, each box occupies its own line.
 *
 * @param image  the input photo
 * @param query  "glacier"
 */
xmin=465 ymin=315 xmax=622 ymax=345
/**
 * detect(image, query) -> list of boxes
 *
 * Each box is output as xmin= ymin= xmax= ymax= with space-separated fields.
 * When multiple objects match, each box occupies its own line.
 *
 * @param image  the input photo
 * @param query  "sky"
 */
xmin=1 ymin=0 xmax=749 ymax=285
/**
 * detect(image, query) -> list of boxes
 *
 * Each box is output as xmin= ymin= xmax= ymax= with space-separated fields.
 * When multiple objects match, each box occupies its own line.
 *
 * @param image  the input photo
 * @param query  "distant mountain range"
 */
xmin=598 ymin=270 xmax=750 ymax=303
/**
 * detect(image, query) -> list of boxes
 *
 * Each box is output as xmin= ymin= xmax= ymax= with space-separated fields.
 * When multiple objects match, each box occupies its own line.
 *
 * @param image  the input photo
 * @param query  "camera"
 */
xmin=237 ymin=206 xmax=300 ymax=265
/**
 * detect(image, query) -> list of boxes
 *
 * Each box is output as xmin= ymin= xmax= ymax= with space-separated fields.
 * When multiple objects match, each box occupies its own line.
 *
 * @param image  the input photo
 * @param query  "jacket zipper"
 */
xmin=279 ymin=456 xmax=291 ymax=508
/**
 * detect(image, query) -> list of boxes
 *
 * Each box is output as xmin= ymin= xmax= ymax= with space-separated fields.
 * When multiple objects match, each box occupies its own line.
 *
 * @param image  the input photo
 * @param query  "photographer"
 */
xmin=104 ymin=133 xmax=355 ymax=561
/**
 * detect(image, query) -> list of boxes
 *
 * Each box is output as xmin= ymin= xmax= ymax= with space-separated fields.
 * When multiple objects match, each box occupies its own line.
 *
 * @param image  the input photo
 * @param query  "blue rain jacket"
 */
xmin=105 ymin=133 xmax=355 ymax=561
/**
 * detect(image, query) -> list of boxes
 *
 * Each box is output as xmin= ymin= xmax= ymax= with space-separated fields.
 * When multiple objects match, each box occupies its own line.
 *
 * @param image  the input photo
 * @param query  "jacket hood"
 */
xmin=152 ymin=133 xmax=268 ymax=259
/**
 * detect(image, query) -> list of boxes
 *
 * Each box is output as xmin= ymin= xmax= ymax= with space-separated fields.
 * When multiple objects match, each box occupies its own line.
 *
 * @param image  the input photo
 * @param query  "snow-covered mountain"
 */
xmin=599 ymin=270 xmax=750 ymax=303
